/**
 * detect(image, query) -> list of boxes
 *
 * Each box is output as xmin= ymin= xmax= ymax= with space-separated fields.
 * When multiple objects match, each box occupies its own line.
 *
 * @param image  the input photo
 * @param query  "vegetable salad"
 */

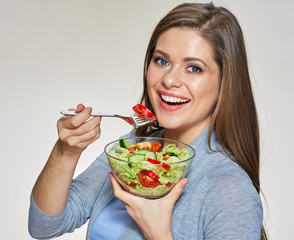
xmin=107 ymin=139 xmax=191 ymax=197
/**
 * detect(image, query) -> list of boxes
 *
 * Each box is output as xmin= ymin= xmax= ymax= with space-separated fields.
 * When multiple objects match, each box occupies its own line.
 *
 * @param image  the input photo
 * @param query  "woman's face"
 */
xmin=147 ymin=27 xmax=220 ymax=133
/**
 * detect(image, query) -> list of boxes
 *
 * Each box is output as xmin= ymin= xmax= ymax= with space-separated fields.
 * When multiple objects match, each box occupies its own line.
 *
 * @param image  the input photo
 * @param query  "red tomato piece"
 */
xmin=127 ymin=146 xmax=137 ymax=153
xmin=125 ymin=182 xmax=136 ymax=188
xmin=145 ymin=170 xmax=160 ymax=181
xmin=147 ymin=158 xmax=171 ymax=171
xmin=151 ymin=141 xmax=162 ymax=152
xmin=132 ymin=104 xmax=156 ymax=118
xmin=165 ymin=182 xmax=173 ymax=187
xmin=138 ymin=170 xmax=161 ymax=188
xmin=146 ymin=158 xmax=159 ymax=164
xmin=160 ymin=162 xmax=171 ymax=171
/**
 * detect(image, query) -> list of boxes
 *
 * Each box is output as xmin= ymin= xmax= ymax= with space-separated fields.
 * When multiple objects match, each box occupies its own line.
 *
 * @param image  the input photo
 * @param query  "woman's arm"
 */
xmin=32 ymin=104 xmax=101 ymax=215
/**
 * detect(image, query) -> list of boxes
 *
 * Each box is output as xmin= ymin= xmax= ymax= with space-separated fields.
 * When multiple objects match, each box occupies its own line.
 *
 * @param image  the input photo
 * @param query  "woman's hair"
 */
xmin=136 ymin=2 xmax=267 ymax=239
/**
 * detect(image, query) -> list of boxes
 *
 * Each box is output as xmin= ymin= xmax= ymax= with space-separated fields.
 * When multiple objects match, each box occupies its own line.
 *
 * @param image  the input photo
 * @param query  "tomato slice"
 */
xmin=138 ymin=170 xmax=161 ymax=188
xmin=145 ymin=170 xmax=160 ymax=181
xmin=147 ymin=158 xmax=171 ymax=171
xmin=132 ymin=104 xmax=156 ymax=118
xmin=151 ymin=141 xmax=162 ymax=152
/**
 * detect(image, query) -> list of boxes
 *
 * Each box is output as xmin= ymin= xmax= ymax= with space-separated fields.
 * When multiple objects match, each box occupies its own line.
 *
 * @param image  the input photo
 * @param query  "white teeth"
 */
xmin=161 ymin=94 xmax=189 ymax=103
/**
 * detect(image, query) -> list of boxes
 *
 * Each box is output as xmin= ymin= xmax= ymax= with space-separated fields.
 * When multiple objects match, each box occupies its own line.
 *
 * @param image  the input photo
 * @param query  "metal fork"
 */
xmin=60 ymin=110 xmax=157 ymax=128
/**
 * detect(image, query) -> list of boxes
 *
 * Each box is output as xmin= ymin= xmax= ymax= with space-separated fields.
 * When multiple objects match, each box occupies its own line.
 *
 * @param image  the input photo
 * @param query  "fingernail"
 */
xmin=76 ymin=104 xmax=84 ymax=113
xmin=181 ymin=178 xmax=188 ymax=187
xmin=87 ymin=107 xmax=92 ymax=114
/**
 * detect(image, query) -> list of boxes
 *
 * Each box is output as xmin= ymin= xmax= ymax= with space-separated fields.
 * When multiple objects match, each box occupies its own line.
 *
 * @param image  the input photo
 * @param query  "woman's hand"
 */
xmin=57 ymin=103 xmax=102 ymax=157
xmin=109 ymin=172 xmax=188 ymax=240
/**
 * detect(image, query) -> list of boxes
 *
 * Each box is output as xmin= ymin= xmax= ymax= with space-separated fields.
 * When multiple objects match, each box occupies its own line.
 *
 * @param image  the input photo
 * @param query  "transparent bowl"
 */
xmin=104 ymin=137 xmax=195 ymax=199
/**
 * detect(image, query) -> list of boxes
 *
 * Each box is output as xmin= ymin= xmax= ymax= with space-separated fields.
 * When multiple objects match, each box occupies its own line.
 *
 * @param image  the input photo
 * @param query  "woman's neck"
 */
xmin=163 ymin=121 xmax=210 ymax=145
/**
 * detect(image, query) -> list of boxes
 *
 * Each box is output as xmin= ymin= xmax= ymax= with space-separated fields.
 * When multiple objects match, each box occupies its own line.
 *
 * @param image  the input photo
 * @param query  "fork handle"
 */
xmin=60 ymin=110 xmax=116 ymax=117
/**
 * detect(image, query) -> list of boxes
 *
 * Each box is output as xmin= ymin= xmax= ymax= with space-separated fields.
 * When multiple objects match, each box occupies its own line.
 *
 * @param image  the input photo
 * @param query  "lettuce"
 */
xmin=107 ymin=141 xmax=191 ymax=197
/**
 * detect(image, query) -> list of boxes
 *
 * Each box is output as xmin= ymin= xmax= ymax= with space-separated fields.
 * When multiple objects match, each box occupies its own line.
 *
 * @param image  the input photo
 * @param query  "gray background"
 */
xmin=1 ymin=0 xmax=293 ymax=239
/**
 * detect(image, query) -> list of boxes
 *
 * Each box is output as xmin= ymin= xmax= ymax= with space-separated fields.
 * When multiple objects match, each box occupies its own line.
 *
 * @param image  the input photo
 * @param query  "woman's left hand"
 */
xmin=108 ymin=172 xmax=188 ymax=240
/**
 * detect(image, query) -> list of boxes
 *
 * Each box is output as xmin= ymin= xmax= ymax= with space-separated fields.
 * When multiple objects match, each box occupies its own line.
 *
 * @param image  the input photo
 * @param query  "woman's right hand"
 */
xmin=57 ymin=103 xmax=102 ymax=157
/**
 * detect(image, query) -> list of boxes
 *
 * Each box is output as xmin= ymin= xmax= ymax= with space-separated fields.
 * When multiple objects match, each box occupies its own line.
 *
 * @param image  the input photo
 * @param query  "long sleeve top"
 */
xmin=29 ymin=127 xmax=263 ymax=239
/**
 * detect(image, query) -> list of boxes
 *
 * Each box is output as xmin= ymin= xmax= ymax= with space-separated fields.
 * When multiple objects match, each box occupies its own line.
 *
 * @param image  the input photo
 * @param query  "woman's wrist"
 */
xmin=143 ymin=229 xmax=174 ymax=240
xmin=53 ymin=139 xmax=81 ymax=164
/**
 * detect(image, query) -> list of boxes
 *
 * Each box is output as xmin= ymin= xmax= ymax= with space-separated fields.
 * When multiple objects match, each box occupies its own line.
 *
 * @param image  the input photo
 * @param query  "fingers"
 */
xmin=60 ymin=115 xmax=101 ymax=137
xmin=163 ymin=178 xmax=188 ymax=204
xmin=76 ymin=103 xmax=86 ymax=113
xmin=108 ymin=172 xmax=138 ymax=206
xmin=61 ymin=107 xmax=93 ymax=129
xmin=57 ymin=104 xmax=102 ymax=155
xmin=61 ymin=123 xmax=101 ymax=149
xmin=109 ymin=172 xmax=188 ymax=208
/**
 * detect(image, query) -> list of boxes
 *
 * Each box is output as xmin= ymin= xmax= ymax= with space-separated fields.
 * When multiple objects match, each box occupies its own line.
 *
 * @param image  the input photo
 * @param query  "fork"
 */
xmin=60 ymin=110 xmax=157 ymax=128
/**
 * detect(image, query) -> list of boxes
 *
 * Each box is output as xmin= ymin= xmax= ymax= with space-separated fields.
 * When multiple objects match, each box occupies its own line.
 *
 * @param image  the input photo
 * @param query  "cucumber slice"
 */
xmin=119 ymin=139 xmax=135 ymax=149
xmin=128 ymin=154 xmax=146 ymax=163
xmin=136 ymin=149 xmax=157 ymax=160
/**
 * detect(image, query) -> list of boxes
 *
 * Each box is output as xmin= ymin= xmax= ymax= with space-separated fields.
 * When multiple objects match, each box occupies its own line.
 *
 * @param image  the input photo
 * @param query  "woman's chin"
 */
xmin=157 ymin=117 xmax=183 ymax=130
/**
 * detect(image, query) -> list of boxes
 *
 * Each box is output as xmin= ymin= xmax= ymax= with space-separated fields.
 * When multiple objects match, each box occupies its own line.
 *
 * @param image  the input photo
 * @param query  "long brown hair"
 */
xmin=136 ymin=2 xmax=267 ymax=239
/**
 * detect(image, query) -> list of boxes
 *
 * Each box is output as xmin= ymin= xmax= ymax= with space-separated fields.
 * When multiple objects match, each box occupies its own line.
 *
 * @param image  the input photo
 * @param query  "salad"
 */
xmin=107 ymin=138 xmax=191 ymax=197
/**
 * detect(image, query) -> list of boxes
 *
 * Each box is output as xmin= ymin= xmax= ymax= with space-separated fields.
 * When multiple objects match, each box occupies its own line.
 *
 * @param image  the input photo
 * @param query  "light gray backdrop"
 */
xmin=1 ymin=0 xmax=293 ymax=239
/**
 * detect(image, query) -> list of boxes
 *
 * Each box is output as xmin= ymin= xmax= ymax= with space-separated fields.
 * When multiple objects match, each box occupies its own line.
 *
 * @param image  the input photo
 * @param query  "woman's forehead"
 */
xmin=155 ymin=28 xmax=217 ymax=68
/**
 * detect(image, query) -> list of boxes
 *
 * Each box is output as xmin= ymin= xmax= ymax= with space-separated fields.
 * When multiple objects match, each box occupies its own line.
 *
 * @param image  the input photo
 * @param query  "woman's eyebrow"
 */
xmin=184 ymin=57 xmax=207 ymax=67
xmin=154 ymin=49 xmax=207 ymax=67
xmin=153 ymin=49 xmax=170 ymax=59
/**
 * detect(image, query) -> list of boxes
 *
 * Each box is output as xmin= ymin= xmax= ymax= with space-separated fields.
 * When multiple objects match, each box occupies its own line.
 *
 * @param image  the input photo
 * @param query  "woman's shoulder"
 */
xmin=208 ymin=155 xmax=252 ymax=183
xmin=203 ymin=157 xmax=262 ymax=214
xmin=194 ymin=128 xmax=259 ymax=198
xmin=189 ymin=142 xmax=262 ymax=209
xmin=199 ymin=159 xmax=263 ymax=237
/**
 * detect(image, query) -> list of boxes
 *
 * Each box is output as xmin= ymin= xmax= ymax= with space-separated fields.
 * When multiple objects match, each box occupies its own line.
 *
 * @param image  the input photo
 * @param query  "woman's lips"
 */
xmin=157 ymin=91 xmax=190 ymax=111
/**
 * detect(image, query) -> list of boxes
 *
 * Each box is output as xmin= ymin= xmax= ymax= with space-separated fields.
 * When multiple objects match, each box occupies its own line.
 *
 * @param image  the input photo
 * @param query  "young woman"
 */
xmin=29 ymin=3 xmax=267 ymax=240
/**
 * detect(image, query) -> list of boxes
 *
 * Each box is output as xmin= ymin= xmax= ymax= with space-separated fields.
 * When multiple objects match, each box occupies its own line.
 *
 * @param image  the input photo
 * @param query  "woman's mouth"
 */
xmin=160 ymin=93 xmax=190 ymax=106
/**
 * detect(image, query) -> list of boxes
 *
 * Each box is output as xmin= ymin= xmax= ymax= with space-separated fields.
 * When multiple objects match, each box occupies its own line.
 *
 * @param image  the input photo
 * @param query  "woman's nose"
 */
xmin=161 ymin=68 xmax=183 ymax=88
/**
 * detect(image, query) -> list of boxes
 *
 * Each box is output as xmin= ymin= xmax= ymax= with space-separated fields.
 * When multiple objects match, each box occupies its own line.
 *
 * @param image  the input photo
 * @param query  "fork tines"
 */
xmin=134 ymin=116 xmax=157 ymax=123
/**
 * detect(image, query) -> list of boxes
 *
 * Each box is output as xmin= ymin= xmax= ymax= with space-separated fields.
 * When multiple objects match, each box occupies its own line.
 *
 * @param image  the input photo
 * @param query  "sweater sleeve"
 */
xmin=28 ymin=130 xmax=136 ymax=239
xmin=203 ymin=163 xmax=263 ymax=240
xmin=28 ymin=151 xmax=111 ymax=239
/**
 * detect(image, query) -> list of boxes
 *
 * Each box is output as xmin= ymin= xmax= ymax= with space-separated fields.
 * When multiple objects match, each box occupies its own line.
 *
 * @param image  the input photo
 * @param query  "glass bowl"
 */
xmin=104 ymin=136 xmax=195 ymax=199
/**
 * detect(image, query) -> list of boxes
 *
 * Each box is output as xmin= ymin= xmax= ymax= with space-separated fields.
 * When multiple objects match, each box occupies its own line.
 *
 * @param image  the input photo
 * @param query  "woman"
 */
xmin=29 ymin=2 xmax=267 ymax=239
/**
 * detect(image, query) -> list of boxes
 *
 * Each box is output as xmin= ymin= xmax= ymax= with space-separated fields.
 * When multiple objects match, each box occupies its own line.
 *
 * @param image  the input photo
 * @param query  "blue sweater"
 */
xmin=29 ymin=127 xmax=263 ymax=239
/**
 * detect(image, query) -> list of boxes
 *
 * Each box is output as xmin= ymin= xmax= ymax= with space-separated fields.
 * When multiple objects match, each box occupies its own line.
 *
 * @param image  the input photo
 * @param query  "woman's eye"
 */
xmin=187 ymin=65 xmax=203 ymax=73
xmin=154 ymin=57 xmax=169 ymax=66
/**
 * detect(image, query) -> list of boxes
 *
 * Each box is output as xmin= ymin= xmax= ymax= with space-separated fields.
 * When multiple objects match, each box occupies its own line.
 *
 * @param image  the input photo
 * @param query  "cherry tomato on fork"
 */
xmin=132 ymin=104 xmax=156 ymax=118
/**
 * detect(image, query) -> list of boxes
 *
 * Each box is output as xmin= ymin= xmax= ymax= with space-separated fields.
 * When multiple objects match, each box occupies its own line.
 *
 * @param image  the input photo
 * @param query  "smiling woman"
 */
xmin=28 ymin=2 xmax=267 ymax=240
xmin=137 ymin=2 xmax=267 ymax=239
